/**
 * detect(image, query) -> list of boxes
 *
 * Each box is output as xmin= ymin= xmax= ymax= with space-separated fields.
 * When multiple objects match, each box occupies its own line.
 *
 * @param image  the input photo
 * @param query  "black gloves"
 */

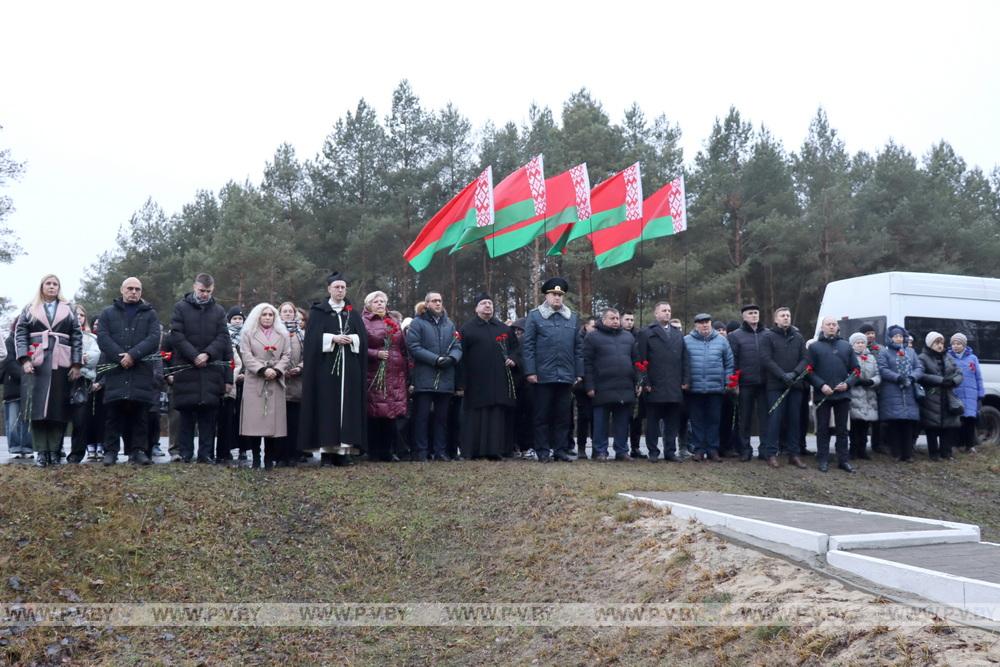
xmin=860 ymin=378 xmax=875 ymax=387
xmin=782 ymin=372 xmax=797 ymax=386
xmin=434 ymin=356 xmax=449 ymax=368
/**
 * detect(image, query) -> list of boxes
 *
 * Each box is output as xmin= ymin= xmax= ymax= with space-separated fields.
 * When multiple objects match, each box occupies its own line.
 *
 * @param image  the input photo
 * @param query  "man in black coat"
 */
xmin=97 ymin=277 xmax=162 ymax=465
xmin=807 ymin=317 xmax=859 ymax=473
xmin=168 ymin=273 xmax=229 ymax=463
xmin=727 ymin=304 xmax=768 ymax=462
xmin=584 ymin=308 xmax=637 ymax=461
xmin=636 ymin=301 xmax=687 ymax=462
xmin=759 ymin=307 xmax=809 ymax=469
xmin=456 ymin=293 xmax=518 ymax=460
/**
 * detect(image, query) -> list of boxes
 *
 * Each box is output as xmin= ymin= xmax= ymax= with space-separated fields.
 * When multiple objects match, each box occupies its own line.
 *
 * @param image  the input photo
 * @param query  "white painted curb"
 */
xmin=826 ymin=550 xmax=1000 ymax=622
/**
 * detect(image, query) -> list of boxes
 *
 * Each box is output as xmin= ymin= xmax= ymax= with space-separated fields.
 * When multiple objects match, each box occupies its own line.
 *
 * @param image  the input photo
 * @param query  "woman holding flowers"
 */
xmin=239 ymin=302 xmax=291 ymax=468
xmin=15 ymin=274 xmax=84 ymax=466
xmin=362 ymin=291 xmax=408 ymax=462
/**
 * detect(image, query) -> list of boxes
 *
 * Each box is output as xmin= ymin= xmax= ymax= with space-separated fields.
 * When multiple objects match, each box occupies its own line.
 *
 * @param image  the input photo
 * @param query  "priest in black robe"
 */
xmin=457 ymin=293 xmax=518 ymax=460
xmin=298 ymin=272 xmax=368 ymax=466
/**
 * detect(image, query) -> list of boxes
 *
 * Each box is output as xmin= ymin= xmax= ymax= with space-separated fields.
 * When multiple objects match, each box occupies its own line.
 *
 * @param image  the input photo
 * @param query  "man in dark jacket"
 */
xmin=97 ymin=277 xmax=162 ymax=465
xmin=584 ymin=308 xmax=637 ymax=461
xmin=808 ymin=317 xmax=860 ymax=472
xmin=168 ymin=273 xmax=229 ymax=463
xmin=636 ymin=301 xmax=687 ymax=462
xmin=405 ymin=291 xmax=462 ymax=462
xmin=760 ymin=307 xmax=809 ymax=469
xmin=727 ymin=304 xmax=768 ymax=461
xmin=523 ymin=277 xmax=583 ymax=463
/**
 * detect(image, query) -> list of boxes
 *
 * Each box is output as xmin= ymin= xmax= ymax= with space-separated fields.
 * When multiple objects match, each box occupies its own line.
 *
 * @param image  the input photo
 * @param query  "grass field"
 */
xmin=2 ymin=449 xmax=999 ymax=665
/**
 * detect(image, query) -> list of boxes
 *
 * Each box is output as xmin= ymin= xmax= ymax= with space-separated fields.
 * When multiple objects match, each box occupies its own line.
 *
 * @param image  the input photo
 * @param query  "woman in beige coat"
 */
xmin=239 ymin=303 xmax=291 ymax=468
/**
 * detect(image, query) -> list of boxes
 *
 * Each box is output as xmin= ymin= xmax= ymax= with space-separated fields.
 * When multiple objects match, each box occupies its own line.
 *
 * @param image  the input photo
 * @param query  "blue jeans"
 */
xmin=763 ymin=388 xmax=803 ymax=458
xmin=592 ymin=403 xmax=631 ymax=457
xmin=4 ymin=400 xmax=33 ymax=454
xmin=687 ymin=394 xmax=723 ymax=456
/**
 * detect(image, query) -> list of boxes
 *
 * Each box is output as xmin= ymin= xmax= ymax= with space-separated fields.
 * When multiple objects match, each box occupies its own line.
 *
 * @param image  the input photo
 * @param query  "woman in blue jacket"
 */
xmin=948 ymin=332 xmax=985 ymax=453
xmin=877 ymin=325 xmax=924 ymax=462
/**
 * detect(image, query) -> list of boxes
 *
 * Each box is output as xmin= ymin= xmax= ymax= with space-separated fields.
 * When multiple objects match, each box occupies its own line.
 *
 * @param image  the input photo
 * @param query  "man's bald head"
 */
xmin=121 ymin=277 xmax=143 ymax=304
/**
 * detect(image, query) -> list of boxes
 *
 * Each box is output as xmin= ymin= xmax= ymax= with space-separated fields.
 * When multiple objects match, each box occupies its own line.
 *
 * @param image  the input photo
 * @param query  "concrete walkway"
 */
xmin=622 ymin=490 xmax=1000 ymax=623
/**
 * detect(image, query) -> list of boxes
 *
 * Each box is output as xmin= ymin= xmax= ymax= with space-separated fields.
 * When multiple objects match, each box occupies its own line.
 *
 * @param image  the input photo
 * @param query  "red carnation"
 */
xmin=229 ymin=359 xmax=236 ymax=370
xmin=871 ymin=344 xmax=880 ymax=351
xmin=26 ymin=350 xmax=33 ymax=357
xmin=806 ymin=365 xmax=814 ymax=373
xmin=852 ymin=367 xmax=861 ymax=377
xmin=860 ymin=354 xmax=868 ymax=361
xmin=345 ymin=305 xmax=353 ymax=312
xmin=897 ymin=349 xmax=905 ymax=357
xmin=970 ymin=362 xmax=977 ymax=372
xmin=454 ymin=332 xmax=462 ymax=340
xmin=161 ymin=351 xmax=173 ymax=361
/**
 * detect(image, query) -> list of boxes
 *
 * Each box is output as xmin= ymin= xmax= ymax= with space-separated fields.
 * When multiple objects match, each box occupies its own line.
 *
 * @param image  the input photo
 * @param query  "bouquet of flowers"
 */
xmin=433 ymin=331 xmax=462 ymax=390
xmin=331 ymin=305 xmax=353 ymax=377
xmin=496 ymin=333 xmax=516 ymax=399
xmin=370 ymin=318 xmax=399 ymax=395
xmin=96 ymin=350 xmax=173 ymax=376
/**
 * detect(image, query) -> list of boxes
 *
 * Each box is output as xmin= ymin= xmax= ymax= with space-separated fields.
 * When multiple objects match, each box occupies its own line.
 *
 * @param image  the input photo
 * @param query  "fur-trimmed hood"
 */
xmin=537 ymin=302 xmax=572 ymax=320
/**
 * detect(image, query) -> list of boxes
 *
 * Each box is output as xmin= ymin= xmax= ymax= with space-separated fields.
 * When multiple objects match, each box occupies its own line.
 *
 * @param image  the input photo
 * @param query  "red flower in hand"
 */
xmin=229 ymin=359 xmax=236 ymax=370
xmin=970 ymin=362 xmax=977 ymax=372
xmin=454 ymin=332 xmax=462 ymax=340
xmin=871 ymin=344 xmax=880 ymax=351
xmin=26 ymin=350 xmax=33 ymax=357
xmin=851 ymin=367 xmax=861 ymax=377
xmin=806 ymin=365 xmax=814 ymax=373
xmin=860 ymin=354 xmax=868 ymax=361
xmin=897 ymin=349 xmax=905 ymax=357
xmin=345 ymin=305 xmax=353 ymax=313
xmin=160 ymin=351 xmax=173 ymax=361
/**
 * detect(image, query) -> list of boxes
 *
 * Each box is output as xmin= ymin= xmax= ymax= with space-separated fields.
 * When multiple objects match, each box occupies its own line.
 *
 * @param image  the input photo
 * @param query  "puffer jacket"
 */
xmin=918 ymin=349 xmax=963 ymax=429
xmin=877 ymin=335 xmax=924 ymax=421
xmin=682 ymin=328 xmax=734 ymax=394
xmin=405 ymin=306 xmax=462 ymax=393
xmin=948 ymin=347 xmax=984 ymax=417
xmin=583 ymin=323 xmax=637 ymax=406
xmin=849 ymin=348 xmax=881 ymax=421
xmin=522 ymin=303 xmax=583 ymax=384
xmin=364 ymin=310 xmax=408 ymax=419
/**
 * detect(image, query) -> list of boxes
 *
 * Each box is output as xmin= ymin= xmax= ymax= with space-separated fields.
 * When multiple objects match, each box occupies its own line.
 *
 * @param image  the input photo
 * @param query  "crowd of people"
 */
xmin=0 ymin=272 xmax=987 ymax=471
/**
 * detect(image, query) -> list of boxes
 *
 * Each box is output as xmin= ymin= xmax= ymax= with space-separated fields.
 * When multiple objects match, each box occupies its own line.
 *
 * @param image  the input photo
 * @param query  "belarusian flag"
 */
xmin=455 ymin=156 xmax=546 ymax=254
xmin=403 ymin=166 xmax=494 ymax=272
xmin=590 ymin=175 xmax=687 ymax=268
xmin=563 ymin=163 xmax=643 ymax=254
xmin=541 ymin=163 xmax=592 ymax=256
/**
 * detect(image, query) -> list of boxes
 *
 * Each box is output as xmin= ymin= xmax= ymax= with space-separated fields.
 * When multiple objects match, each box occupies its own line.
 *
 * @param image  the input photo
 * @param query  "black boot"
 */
xmin=333 ymin=454 xmax=355 ymax=467
xmin=130 ymin=449 xmax=152 ymax=466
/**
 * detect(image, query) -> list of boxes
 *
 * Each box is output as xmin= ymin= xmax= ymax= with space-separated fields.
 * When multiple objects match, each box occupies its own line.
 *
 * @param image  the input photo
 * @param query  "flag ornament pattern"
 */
xmin=474 ymin=167 xmax=495 ymax=228
xmin=590 ymin=175 xmax=687 ymax=269
xmin=526 ymin=154 xmax=546 ymax=216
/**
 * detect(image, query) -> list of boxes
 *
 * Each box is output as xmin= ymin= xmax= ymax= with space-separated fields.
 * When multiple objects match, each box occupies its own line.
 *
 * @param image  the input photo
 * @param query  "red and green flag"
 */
xmin=589 ymin=175 xmax=687 ymax=268
xmin=403 ymin=166 xmax=494 ymax=272
xmin=563 ymin=162 xmax=643 ymax=256
xmin=455 ymin=155 xmax=546 ymax=255
xmin=541 ymin=163 xmax=593 ymax=256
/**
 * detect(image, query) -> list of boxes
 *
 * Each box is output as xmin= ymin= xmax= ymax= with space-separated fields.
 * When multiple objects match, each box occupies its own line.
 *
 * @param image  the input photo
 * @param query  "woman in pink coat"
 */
xmin=239 ymin=303 xmax=291 ymax=468
xmin=362 ymin=291 xmax=408 ymax=461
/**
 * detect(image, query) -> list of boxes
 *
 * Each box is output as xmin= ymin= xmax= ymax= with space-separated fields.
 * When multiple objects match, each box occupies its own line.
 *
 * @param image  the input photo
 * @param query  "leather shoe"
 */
xmin=102 ymin=452 xmax=118 ymax=466
xmin=708 ymin=451 xmax=722 ymax=462
xmin=739 ymin=450 xmax=753 ymax=462
xmin=131 ymin=450 xmax=152 ymax=466
xmin=818 ymin=460 xmax=829 ymax=473
xmin=766 ymin=456 xmax=780 ymax=469
xmin=663 ymin=452 xmax=680 ymax=462
xmin=333 ymin=454 xmax=355 ymax=467
xmin=789 ymin=456 xmax=807 ymax=469
xmin=554 ymin=451 xmax=576 ymax=462
xmin=839 ymin=462 xmax=856 ymax=473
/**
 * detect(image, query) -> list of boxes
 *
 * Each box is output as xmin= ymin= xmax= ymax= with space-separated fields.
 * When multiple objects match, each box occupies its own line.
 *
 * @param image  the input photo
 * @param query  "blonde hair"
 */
xmin=31 ymin=274 xmax=68 ymax=308
xmin=364 ymin=290 xmax=388 ymax=310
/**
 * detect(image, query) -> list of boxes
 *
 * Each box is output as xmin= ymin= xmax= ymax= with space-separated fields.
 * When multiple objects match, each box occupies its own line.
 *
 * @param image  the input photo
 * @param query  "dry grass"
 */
xmin=1 ymin=446 xmax=999 ymax=664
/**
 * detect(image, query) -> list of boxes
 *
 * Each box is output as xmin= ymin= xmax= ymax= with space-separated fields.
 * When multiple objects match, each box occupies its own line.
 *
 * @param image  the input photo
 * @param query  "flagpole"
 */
xmin=637 ymin=232 xmax=645 ymax=328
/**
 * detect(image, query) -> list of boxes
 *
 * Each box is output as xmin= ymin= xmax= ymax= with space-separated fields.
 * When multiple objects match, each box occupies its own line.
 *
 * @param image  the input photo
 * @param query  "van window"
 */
xmin=835 ymin=317 xmax=886 ymax=341
xmin=904 ymin=317 xmax=1000 ymax=362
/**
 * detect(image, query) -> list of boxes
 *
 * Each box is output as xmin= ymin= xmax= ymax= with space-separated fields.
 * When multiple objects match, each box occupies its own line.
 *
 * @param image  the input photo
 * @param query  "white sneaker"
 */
xmin=171 ymin=454 xmax=182 ymax=462
xmin=522 ymin=448 xmax=538 ymax=461
xmin=87 ymin=445 xmax=98 ymax=460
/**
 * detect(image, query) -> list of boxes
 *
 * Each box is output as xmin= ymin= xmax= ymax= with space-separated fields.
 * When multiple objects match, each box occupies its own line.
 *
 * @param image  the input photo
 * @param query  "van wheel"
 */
xmin=977 ymin=405 xmax=1000 ymax=447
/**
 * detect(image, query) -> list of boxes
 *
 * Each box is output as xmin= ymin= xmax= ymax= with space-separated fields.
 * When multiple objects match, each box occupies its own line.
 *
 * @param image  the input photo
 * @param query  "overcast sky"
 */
xmin=1 ymin=0 xmax=997 ymax=310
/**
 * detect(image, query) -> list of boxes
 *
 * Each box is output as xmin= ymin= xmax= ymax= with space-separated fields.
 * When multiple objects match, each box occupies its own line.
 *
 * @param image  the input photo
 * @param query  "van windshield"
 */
xmin=835 ymin=316 xmax=886 ymax=341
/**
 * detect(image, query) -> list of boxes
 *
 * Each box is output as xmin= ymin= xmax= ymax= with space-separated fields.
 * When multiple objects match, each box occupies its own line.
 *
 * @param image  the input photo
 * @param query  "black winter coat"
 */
xmin=635 ymin=323 xmax=686 ymax=404
xmin=97 ymin=299 xmax=162 ymax=405
xmin=760 ymin=325 xmax=809 ymax=391
xmin=918 ymin=349 xmax=963 ymax=429
xmin=168 ymin=293 xmax=229 ymax=409
xmin=807 ymin=335 xmax=859 ymax=403
xmin=727 ymin=321 xmax=766 ymax=386
xmin=583 ymin=324 xmax=637 ymax=406
xmin=456 ymin=316 xmax=518 ymax=408
xmin=2 ymin=333 xmax=21 ymax=402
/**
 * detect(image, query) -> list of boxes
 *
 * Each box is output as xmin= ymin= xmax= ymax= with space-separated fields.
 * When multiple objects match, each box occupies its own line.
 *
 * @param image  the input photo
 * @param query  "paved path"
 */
xmin=851 ymin=542 xmax=1000 ymax=583
xmin=626 ymin=490 xmax=956 ymax=536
